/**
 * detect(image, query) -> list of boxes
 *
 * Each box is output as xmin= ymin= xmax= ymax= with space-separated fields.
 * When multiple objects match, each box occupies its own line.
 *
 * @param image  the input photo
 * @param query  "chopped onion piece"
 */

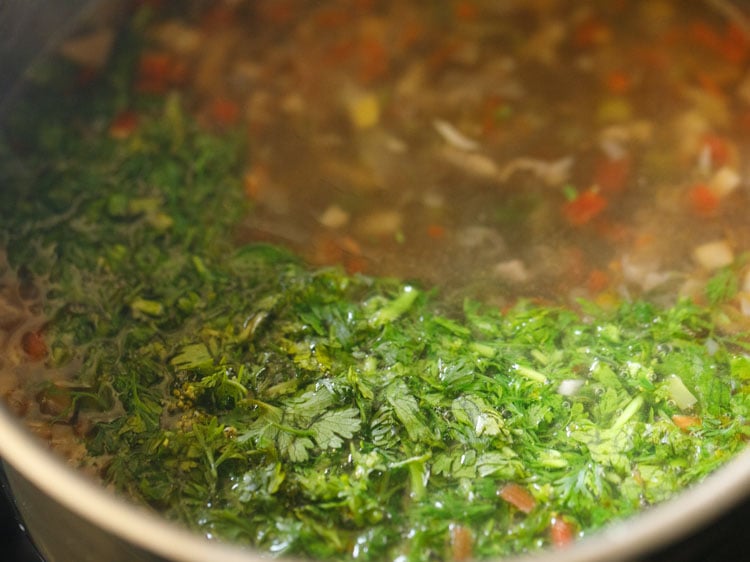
xmin=709 ymin=166 xmax=741 ymax=198
xmin=151 ymin=20 xmax=204 ymax=55
xmin=557 ymin=379 xmax=585 ymax=396
xmin=498 ymin=156 xmax=573 ymax=186
xmin=740 ymin=294 xmax=750 ymax=316
xmin=318 ymin=205 xmax=350 ymax=229
xmin=493 ymin=259 xmax=530 ymax=283
xmin=60 ymin=28 xmax=115 ymax=69
xmin=441 ymin=147 xmax=500 ymax=177
xmin=692 ymin=240 xmax=734 ymax=270
xmin=433 ymin=119 xmax=480 ymax=151
xmin=357 ymin=209 xmax=402 ymax=237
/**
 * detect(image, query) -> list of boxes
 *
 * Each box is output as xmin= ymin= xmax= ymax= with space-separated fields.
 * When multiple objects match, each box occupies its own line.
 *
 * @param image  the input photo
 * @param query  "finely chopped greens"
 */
xmin=2 ymin=2 xmax=750 ymax=562
xmin=3 ymin=75 xmax=750 ymax=562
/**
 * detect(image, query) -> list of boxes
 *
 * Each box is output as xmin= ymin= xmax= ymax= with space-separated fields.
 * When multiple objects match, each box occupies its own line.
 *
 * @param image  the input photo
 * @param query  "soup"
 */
xmin=2 ymin=1 xmax=750 ymax=560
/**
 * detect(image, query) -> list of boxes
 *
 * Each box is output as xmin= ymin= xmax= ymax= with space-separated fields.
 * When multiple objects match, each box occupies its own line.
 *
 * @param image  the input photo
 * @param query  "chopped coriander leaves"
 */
xmin=2 ymin=30 xmax=750 ymax=562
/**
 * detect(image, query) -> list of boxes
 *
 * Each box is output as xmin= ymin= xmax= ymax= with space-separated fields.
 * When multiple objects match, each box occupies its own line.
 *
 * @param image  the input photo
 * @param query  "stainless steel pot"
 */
xmin=2 ymin=2 xmax=750 ymax=561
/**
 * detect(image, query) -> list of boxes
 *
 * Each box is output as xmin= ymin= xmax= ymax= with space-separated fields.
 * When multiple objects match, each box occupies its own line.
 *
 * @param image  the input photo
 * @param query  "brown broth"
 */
xmin=124 ymin=0 xmax=750 ymax=305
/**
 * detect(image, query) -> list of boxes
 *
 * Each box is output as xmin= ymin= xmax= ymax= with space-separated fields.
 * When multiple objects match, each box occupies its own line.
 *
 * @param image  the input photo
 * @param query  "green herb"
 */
xmin=2 ymin=24 xmax=750 ymax=562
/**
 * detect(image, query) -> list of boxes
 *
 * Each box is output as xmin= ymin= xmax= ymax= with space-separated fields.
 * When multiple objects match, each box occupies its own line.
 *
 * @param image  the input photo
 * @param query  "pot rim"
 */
xmin=1 ymin=403 xmax=749 ymax=562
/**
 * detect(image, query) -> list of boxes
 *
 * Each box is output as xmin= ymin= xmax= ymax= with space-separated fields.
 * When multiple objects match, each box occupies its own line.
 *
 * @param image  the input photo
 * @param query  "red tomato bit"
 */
xmin=562 ymin=189 xmax=607 ymax=226
xmin=550 ymin=516 xmax=576 ymax=548
xmin=449 ymin=524 xmax=474 ymax=562
xmin=498 ymin=482 xmax=536 ymax=514
xmin=209 ymin=97 xmax=241 ymax=127
xmin=687 ymin=184 xmax=719 ymax=217
xmin=109 ymin=110 xmax=139 ymax=139
xmin=21 ymin=331 xmax=47 ymax=361
xmin=594 ymin=156 xmax=630 ymax=194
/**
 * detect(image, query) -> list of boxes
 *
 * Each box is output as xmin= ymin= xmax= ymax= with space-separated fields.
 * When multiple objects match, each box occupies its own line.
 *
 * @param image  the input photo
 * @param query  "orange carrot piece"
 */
xmin=672 ymin=414 xmax=702 ymax=431
xmin=498 ymin=483 xmax=536 ymax=514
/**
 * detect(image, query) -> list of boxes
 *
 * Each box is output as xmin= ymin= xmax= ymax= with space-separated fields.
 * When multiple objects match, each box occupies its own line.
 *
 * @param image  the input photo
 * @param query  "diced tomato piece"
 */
xmin=562 ymin=190 xmax=607 ymax=226
xmin=355 ymin=0 xmax=376 ymax=11
xmin=454 ymin=1 xmax=479 ymax=21
xmin=695 ymin=72 xmax=725 ymax=98
xmin=573 ymin=18 xmax=611 ymax=48
xmin=21 ymin=331 xmax=47 ymax=361
xmin=722 ymin=25 xmax=749 ymax=64
xmin=109 ymin=110 xmax=139 ymax=139
xmin=398 ymin=20 xmax=426 ymax=50
xmin=672 ymin=414 xmax=702 ymax=431
xmin=587 ymin=269 xmax=610 ymax=293
xmin=690 ymin=21 xmax=748 ymax=64
xmin=358 ymin=37 xmax=389 ymax=84
xmin=138 ymin=52 xmax=171 ymax=78
xmin=338 ymin=235 xmax=363 ymax=256
xmin=345 ymin=255 xmax=368 ymax=275
xmin=200 ymin=4 xmax=236 ymax=30
xmin=427 ymin=224 xmax=446 ymax=239
xmin=257 ymin=1 xmax=294 ymax=24
xmin=243 ymin=165 xmax=270 ymax=200
xmin=690 ymin=22 xmax=723 ymax=53
xmin=498 ymin=483 xmax=536 ymax=514
xmin=550 ymin=516 xmax=575 ymax=548
xmin=315 ymin=7 xmax=351 ymax=28
xmin=209 ymin=97 xmax=241 ymax=127
xmin=594 ymin=156 xmax=630 ymax=194
xmin=687 ymin=184 xmax=720 ymax=217
xmin=135 ymin=52 xmax=182 ymax=94
xmin=449 ymin=524 xmax=474 ymax=562
xmin=700 ymin=134 xmax=732 ymax=168
xmin=739 ymin=110 xmax=750 ymax=132
xmin=594 ymin=220 xmax=631 ymax=244
xmin=605 ymin=70 xmax=632 ymax=94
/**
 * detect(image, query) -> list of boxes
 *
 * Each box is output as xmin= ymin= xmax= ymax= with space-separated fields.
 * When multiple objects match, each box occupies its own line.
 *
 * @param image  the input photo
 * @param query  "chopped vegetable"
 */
xmin=498 ymin=483 xmax=536 ymax=514
xmin=550 ymin=516 xmax=576 ymax=548
xmin=562 ymin=189 xmax=608 ymax=226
